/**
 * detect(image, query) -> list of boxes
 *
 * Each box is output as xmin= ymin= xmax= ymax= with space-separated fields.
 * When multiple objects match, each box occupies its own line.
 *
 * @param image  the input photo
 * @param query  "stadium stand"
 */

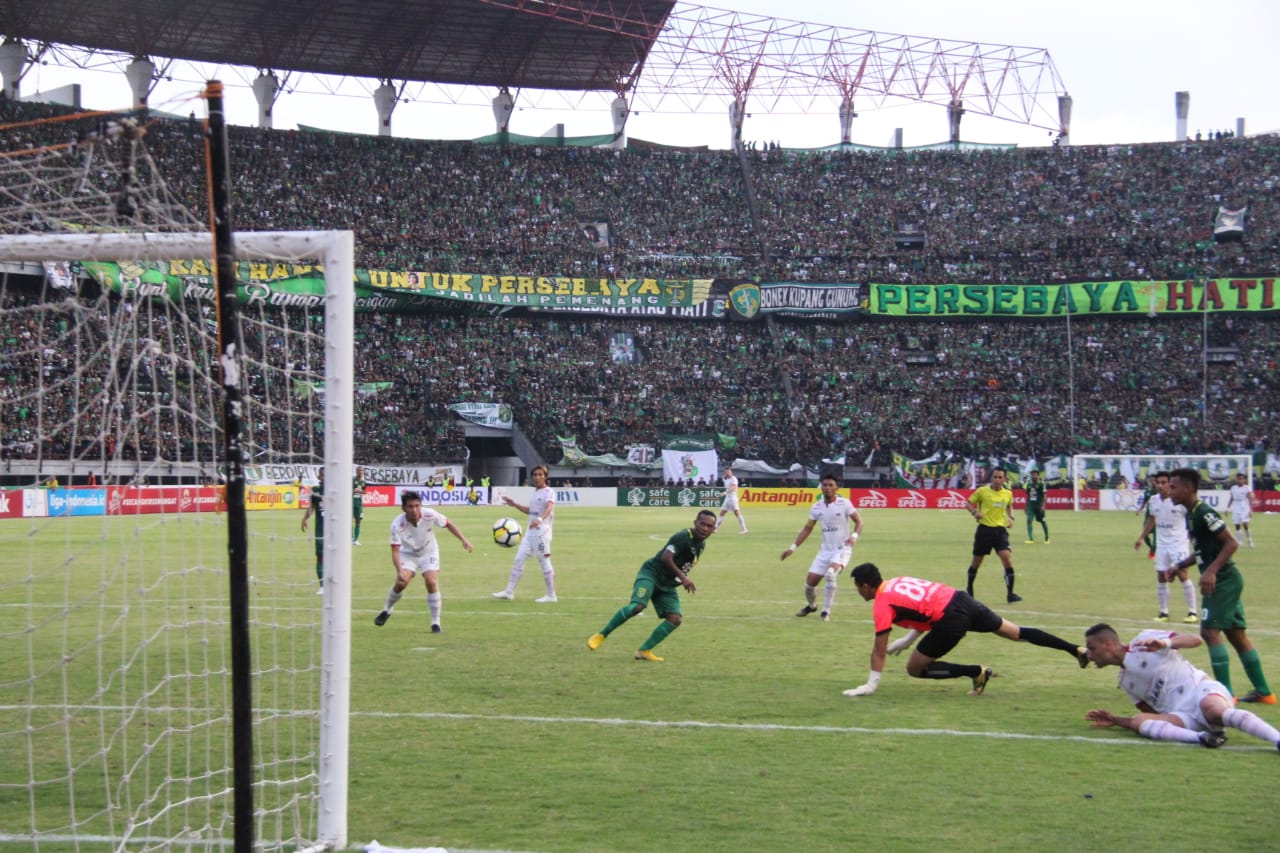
xmin=2 ymin=98 xmax=1277 ymax=473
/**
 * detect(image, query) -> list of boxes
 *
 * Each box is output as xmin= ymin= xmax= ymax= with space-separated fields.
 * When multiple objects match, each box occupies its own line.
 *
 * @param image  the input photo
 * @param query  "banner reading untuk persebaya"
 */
xmin=84 ymin=260 xmax=710 ymax=313
xmin=871 ymin=278 xmax=1280 ymax=317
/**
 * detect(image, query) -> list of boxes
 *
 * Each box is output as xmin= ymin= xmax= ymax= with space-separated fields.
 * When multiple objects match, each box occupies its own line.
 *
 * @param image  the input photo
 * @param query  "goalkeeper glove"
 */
xmin=841 ymin=671 xmax=881 ymax=697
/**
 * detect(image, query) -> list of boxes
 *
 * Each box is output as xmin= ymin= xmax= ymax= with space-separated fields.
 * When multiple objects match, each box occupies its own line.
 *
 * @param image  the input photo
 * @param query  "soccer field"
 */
xmin=4 ymin=505 xmax=1279 ymax=851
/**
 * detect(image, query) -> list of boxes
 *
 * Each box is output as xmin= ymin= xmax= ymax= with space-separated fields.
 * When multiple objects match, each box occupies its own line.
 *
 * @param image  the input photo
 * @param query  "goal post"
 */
xmin=0 ymin=92 xmax=353 ymax=851
xmin=1069 ymin=454 xmax=1252 ymax=511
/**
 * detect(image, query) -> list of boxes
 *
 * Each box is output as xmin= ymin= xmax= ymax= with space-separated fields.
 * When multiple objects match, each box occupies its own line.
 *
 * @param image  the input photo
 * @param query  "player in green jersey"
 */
xmin=1135 ymin=476 xmax=1158 ymax=559
xmin=352 ymin=466 xmax=367 ymax=545
xmin=1022 ymin=470 xmax=1049 ymax=544
xmin=587 ymin=510 xmax=716 ymax=662
xmin=1168 ymin=468 xmax=1274 ymax=704
xmin=300 ymin=468 xmax=325 ymax=594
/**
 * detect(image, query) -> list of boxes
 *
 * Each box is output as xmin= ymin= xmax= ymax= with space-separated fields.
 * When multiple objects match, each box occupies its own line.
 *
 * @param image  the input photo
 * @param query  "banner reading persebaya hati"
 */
xmin=871 ymin=278 xmax=1280 ymax=317
xmin=83 ymin=260 xmax=710 ymax=313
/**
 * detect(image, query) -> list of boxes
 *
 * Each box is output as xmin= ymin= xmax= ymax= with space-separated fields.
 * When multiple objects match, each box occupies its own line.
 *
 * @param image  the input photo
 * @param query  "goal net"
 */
xmin=1070 ymin=453 xmax=1252 ymax=511
xmin=0 ymin=96 xmax=352 ymax=850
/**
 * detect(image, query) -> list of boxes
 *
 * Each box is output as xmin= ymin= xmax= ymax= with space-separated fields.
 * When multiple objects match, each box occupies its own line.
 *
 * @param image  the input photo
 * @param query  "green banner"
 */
xmin=661 ymin=434 xmax=716 ymax=452
xmin=84 ymin=261 xmax=711 ymax=313
xmin=870 ymin=278 xmax=1280 ymax=317
xmin=557 ymin=436 xmax=661 ymax=470
xmin=292 ymin=380 xmax=393 ymax=396
xmin=617 ymin=485 xmax=723 ymax=508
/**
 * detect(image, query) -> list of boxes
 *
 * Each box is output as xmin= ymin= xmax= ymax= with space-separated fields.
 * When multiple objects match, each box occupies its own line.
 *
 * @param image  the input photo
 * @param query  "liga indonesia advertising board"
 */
xmin=615 ymin=487 xmax=1264 ymax=511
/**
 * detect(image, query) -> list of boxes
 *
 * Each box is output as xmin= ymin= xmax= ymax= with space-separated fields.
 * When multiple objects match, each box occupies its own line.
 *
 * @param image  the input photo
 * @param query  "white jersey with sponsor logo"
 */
xmin=721 ymin=475 xmax=740 ymax=510
xmin=390 ymin=508 xmax=449 ymax=558
xmin=1118 ymin=629 xmax=1213 ymax=713
xmin=525 ymin=485 xmax=555 ymax=528
xmin=807 ymin=496 xmax=858 ymax=554
xmin=1146 ymin=494 xmax=1190 ymax=554
xmin=1229 ymin=483 xmax=1252 ymax=523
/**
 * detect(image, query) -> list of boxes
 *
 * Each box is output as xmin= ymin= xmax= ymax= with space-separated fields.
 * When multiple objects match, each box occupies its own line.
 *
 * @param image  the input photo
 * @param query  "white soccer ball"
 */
xmin=492 ymin=517 xmax=523 ymax=548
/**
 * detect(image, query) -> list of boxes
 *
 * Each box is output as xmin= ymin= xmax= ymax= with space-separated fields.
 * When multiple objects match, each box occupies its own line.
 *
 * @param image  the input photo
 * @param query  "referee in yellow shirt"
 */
xmin=965 ymin=468 xmax=1021 ymax=603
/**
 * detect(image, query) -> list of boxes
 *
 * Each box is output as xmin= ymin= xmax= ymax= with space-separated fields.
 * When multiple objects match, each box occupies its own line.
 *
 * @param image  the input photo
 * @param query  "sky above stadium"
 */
xmin=21 ymin=0 xmax=1280 ymax=149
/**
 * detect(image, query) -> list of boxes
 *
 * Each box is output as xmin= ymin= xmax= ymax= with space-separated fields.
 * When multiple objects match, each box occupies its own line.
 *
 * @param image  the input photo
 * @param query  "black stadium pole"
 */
xmin=204 ymin=80 xmax=255 ymax=853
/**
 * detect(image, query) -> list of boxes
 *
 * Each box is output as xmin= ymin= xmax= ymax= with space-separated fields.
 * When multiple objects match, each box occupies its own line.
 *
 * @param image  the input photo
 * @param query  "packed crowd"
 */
xmin=6 ymin=271 xmax=1278 ymax=470
xmin=3 ymin=99 xmax=1279 ymax=471
xmin=4 ymin=99 xmax=1276 ymax=284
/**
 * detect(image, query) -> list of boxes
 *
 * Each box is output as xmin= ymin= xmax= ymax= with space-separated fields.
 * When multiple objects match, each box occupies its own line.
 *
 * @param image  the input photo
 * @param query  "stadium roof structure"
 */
xmin=0 ymin=0 xmax=1070 ymax=133
xmin=0 ymin=0 xmax=674 ymax=93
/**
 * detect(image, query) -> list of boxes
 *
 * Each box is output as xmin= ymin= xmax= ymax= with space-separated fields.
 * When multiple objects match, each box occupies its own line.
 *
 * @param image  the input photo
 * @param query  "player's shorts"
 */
xmin=1166 ymin=678 xmax=1233 ymax=732
xmin=1200 ymin=566 xmax=1246 ymax=630
xmin=1154 ymin=544 xmax=1189 ymax=574
xmin=972 ymin=525 xmax=1011 ymax=557
xmin=1231 ymin=506 xmax=1251 ymax=525
xmin=631 ymin=565 xmax=682 ymax=619
xmin=515 ymin=523 xmax=553 ymax=559
xmin=352 ymin=499 xmax=364 ymax=520
xmin=916 ymin=591 xmax=1003 ymax=659
xmin=808 ymin=546 xmax=853 ymax=579
xmin=720 ymin=494 xmax=740 ymax=512
xmin=1026 ymin=503 xmax=1045 ymax=522
xmin=398 ymin=549 xmax=441 ymax=575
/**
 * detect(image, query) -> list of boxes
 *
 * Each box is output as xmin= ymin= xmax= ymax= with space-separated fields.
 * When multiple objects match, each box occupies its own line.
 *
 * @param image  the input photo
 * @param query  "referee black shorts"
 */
xmin=972 ymin=524 xmax=1011 ymax=557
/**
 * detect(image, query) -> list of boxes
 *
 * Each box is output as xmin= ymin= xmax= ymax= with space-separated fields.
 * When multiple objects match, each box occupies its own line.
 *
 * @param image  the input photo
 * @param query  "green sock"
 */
xmin=1041 ymin=521 xmax=1049 ymax=539
xmin=1240 ymin=648 xmax=1273 ymax=696
xmin=1208 ymin=642 xmax=1233 ymax=695
xmin=601 ymin=602 xmax=642 ymax=637
xmin=354 ymin=521 xmax=362 ymax=541
xmin=639 ymin=619 xmax=677 ymax=652
xmin=1025 ymin=518 xmax=1034 ymax=540
xmin=315 ymin=559 xmax=323 ymax=582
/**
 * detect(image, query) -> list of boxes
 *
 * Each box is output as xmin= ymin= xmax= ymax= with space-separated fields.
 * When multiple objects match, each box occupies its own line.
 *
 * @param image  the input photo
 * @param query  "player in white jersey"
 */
xmin=715 ymin=468 xmax=748 ymax=534
xmin=1133 ymin=471 xmax=1197 ymax=623
xmin=780 ymin=474 xmax=863 ymax=622
xmin=374 ymin=491 xmax=473 ymax=632
xmin=1227 ymin=473 xmax=1255 ymax=547
xmin=492 ymin=465 xmax=558 ymax=602
xmin=1083 ymin=624 xmax=1280 ymax=751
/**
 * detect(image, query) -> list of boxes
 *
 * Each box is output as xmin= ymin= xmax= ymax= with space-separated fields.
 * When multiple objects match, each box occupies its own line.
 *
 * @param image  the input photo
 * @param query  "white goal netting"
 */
xmin=0 ymin=99 xmax=352 ymax=850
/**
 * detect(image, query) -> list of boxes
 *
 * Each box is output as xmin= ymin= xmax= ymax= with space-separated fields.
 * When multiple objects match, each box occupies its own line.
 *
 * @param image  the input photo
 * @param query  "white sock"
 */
xmin=739 ymin=516 xmax=748 ymax=531
xmin=823 ymin=575 xmax=838 ymax=611
xmin=505 ymin=560 xmax=525 ymax=592
xmin=1222 ymin=708 xmax=1280 ymax=745
xmin=804 ymin=584 xmax=817 ymax=607
xmin=541 ymin=565 xmax=556 ymax=596
xmin=1157 ymin=582 xmax=1170 ymax=612
xmin=384 ymin=588 xmax=403 ymax=612
xmin=1182 ymin=579 xmax=1197 ymax=612
xmin=428 ymin=591 xmax=441 ymax=625
xmin=1137 ymin=719 xmax=1202 ymax=744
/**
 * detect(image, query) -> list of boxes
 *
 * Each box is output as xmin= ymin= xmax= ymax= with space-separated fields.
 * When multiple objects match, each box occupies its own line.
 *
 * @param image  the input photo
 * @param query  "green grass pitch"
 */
xmin=4 ymin=504 xmax=1278 ymax=851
